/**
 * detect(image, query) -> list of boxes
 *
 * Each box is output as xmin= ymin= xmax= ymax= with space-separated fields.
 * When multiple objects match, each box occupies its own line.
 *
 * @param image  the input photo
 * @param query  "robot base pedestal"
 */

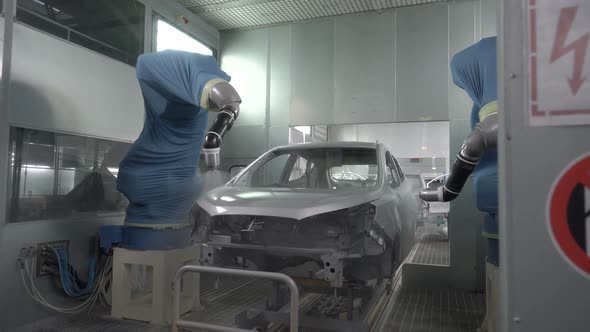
xmin=111 ymin=245 xmax=200 ymax=324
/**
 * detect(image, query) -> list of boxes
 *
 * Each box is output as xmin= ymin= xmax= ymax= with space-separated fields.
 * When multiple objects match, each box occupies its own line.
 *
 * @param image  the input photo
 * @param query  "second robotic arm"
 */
xmin=420 ymin=111 xmax=498 ymax=202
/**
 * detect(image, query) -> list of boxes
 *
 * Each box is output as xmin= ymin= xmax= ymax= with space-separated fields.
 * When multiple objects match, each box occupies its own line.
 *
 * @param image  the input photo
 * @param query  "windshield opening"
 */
xmin=232 ymin=147 xmax=379 ymax=190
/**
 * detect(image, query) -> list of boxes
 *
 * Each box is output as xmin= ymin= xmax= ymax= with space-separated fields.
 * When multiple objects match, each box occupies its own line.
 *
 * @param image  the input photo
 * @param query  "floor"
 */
xmin=13 ymin=283 xmax=485 ymax=332
xmin=383 ymin=222 xmax=485 ymax=332
xmin=410 ymin=224 xmax=450 ymax=266
xmin=9 ymin=275 xmax=275 ymax=332
xmin=11 ymin=224 xmax=481 ymax=332
xmin=383 ymin=286 xmax=485 ymax=332
xmin=8 ymin=314 xmax=160 ymax=332
xmin=191 ymin=274 xmax=275 ymax=326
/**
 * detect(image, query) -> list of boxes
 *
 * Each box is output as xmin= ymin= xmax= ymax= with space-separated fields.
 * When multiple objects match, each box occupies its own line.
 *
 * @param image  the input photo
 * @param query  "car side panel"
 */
xmin=372 ymin=191 xmax=400 ymax=243
xmin=394 ymin=179 xmax=420 ymax=258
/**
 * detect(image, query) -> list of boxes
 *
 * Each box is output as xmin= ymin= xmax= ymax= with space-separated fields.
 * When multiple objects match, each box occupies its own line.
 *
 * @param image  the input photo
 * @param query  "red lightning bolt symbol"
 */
xmin=550 ymin=6 xmax=589 ymax=95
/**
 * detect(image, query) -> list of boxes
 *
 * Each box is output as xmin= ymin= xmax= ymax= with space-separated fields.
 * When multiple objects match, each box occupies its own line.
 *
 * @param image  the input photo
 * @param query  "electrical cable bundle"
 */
xmin=17 ymin=245 xmax=113 ymax=314
xmin=51 ymin=246 xmax=96 ymax=297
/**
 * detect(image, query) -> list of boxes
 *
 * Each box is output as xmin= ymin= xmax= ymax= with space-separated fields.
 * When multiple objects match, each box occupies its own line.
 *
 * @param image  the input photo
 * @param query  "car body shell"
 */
xmin=193 ymin=142 xmax=420 ymax=281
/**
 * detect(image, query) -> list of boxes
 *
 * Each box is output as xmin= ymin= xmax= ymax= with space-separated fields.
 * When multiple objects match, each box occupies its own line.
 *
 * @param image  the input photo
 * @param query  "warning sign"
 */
xmin=549 ymin=153 xmax=590 ymax=277
xmin=528 ymin=0 xmax=590 ymax=126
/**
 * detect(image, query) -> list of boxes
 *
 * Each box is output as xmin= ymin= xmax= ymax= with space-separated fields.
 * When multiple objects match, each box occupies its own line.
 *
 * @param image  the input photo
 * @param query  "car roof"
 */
xmin=273 ymin=141 xmax=380 ymax=151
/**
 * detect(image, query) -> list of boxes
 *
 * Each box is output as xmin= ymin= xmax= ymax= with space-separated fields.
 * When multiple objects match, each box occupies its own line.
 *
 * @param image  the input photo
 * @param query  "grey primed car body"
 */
xmin=193 ymin=142 xmax=419 ymax=280
xmin=406 ymin=173 xmax=429 ymax=223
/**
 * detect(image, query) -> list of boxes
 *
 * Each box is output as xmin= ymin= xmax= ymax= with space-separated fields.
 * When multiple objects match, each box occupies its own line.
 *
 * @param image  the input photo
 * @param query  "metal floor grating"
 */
xmin=187 ymin=274 xmax=275 ymax=327
xmin=409 ymin=226 xmax=450 ymax=266
xmin=384 ymin=287 xmax=486 ymax=332
xmin=7 ymin=313 xmax=168 ymax=332
xmin=13 ymin=235 xmax=463 ymax=332
xmin=9 ymin=275 xmax=275 ymax=332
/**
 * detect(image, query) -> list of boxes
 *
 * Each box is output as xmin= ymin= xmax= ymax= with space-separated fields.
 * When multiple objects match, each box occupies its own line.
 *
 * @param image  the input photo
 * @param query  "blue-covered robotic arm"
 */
xmin=419 ymin=37 xmax=498 ymax=203
xmin=135 ymin=52 xmax=242 ymax=169
xmin=112 ymin=51 xmax=241 ymax=250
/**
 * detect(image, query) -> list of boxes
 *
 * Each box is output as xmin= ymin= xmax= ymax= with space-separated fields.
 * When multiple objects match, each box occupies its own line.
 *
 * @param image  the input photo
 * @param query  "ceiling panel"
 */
xmin=179 ymin=0 xmax=447 ymax=30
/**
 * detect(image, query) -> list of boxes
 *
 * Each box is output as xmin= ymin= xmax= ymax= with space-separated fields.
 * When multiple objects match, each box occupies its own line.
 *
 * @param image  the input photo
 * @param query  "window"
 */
xmin=393 ymin=157 xmax=405 ymax=183
xmin=289 ymin=126 xmax=310 ymax=144
xmin=288 ymin=125 xmax=328 ymax=144
xmin=396 ymin=157 xmax=449 ymax=177
xmin=249 ymin=154 xmax=289 ymax=187
xmin=234 ymin=147 xmax=379 ymax=190
xmin=312 ymin=125 xmax=328 ymax=142
xmin=16 ymin=0 xmax=145 ymax=66
xmin=385 ymin=151 xmax=400 ymax=187
xmin=155 ymin=19 xmax=213 ymax=55
xmin=329 ymin=164 xmax=376 ymax=182
xmin=289 ymin=156 xmax=312 ymax=181
xmin=7 ymin=127 xmax=132 ymax=222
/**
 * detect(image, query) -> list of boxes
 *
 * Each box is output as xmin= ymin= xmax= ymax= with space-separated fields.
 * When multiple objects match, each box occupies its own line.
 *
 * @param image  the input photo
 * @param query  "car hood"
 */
xmin=197 ymin=186 xmax=382 ymax=220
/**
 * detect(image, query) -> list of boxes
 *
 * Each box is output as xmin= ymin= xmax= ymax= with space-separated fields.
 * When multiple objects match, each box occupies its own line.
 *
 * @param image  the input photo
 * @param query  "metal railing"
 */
xmin=172 ymin=265 xmax=300 ymax=332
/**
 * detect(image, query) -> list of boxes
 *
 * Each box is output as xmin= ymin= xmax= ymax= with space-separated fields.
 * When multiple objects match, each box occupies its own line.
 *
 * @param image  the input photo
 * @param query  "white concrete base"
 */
xmin=479 ymin=262 xmax=499 ymax=332
xmin=111 ymin=245 xmax=200 ymax=324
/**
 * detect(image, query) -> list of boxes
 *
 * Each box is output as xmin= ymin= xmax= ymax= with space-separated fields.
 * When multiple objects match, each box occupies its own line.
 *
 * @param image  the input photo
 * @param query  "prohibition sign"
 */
xmin=549 ymin=153 xmax=590 ymax=277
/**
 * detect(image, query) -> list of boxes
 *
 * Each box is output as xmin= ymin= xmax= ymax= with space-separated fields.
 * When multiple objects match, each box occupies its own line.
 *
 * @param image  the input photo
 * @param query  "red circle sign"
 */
xmin=549 ymin=153 xmax=590 ymax=276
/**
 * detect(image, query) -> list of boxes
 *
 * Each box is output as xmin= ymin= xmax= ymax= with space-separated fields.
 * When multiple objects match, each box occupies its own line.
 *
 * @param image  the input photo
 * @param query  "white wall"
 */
xmin=0 ymin=2 xmax=223 ymax=328
xmin=10 ymin=22 xmax=144 ymax=142
xmin=219 ymin=0 xmax=498 ymax=290
xmin=219 ymin=0 xmax=498 ymax=132
xmin=221 ymin=28 xmax=268 ymax=127
xmin=327 ymin=121 xmax=450 ymax=159
xmin=220 ymin=0 xmax=497 ymax=129
xmin=327 ymin=121 xmax=451 ymax=175
xmin=0 ymin=22 xmax=145 ymax=329
xmin=8 ymin=0 xmax=221 ymax=143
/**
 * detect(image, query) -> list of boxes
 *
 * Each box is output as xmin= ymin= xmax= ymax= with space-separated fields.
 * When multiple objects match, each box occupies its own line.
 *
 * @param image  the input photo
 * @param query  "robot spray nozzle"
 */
xmin=420 ymin=187 xmax=444 ymax=202
xmin=203 ymin=147 xmax=221 ymax=169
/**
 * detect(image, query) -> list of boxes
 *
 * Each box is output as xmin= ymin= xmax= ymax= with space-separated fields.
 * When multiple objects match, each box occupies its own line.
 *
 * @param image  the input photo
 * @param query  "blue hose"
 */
xmin=51 ymin=246 xmax=96 ymax=297
xmin=52 ymin=247 xmax=74 ymax=296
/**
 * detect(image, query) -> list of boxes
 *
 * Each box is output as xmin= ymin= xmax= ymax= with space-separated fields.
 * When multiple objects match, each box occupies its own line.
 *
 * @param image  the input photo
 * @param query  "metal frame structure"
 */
xmin=0 ymin=1 xmax=16 ymax=231
xmin=171 ymin=265 xmax=300 ymax=332
xmin=500 ymin=0 xmax=590 ymax=331
xmin=14 ymin=6 xmax=131 ymax=62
